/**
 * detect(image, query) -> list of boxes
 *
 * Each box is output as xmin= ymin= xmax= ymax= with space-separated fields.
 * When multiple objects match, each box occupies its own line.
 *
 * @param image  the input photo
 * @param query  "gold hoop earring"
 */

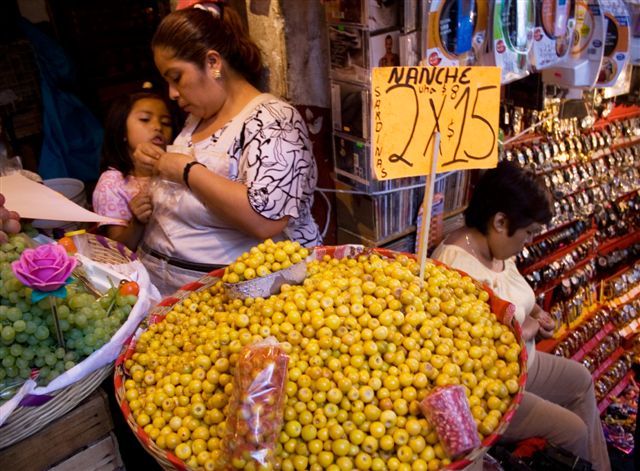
xmin=212 ymin=69 xmax=221 ymax=80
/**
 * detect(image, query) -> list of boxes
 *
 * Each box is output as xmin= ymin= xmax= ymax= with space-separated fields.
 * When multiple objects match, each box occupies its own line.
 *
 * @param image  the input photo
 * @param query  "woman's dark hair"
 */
xmin=100 ymin=91 xmax=174 ymax=175
xmin=151 ymin=8 xmax=263 ymax=86
xmin=465 ymin=160 xmax=553 ymax=235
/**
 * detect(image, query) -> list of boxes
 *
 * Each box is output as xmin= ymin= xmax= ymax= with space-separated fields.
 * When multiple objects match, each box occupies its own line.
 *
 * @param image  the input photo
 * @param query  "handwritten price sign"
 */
xmin=372 ymin=66 xmax=501 ymax=180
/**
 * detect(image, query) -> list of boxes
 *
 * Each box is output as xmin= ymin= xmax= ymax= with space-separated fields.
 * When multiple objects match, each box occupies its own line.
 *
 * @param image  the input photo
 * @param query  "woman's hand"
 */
xmin=129 ymin=189 xmax=153 ymax=224
xmin=531 ymin=308 xmax=555 ymax=339
xmin=0 ymin=193 xmax=20 ymax=243
xmin=154 ymin=152 xmax=194 ymax=184
xmin=132 ymin=143 xmax=165 ymax=176
xmin=521 ymin=315 xmax=540 ymax=342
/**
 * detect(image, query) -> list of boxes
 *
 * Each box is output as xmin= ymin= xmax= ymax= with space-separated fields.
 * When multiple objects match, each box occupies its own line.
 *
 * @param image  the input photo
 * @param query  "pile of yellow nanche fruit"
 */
xmin=123 ymin=245 xmax=522 ymax=471
xmin=222 ymin=239 xmax=310 ymax=283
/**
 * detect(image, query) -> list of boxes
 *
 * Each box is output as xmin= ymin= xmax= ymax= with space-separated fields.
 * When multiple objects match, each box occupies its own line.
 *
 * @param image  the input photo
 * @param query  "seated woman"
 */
xmin=431 ymin=161 xmax=610 ymax=471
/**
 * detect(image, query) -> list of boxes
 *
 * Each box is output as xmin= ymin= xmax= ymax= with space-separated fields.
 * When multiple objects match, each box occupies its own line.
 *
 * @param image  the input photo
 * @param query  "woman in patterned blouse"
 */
xmin=133 ymin=5 xmax=321 ymax=295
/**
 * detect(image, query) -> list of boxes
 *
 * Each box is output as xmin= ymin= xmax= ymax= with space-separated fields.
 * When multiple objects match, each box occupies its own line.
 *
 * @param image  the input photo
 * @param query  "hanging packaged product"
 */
xmin=485 ymin=0 xmax=536 ymax=84
xmin=529 ymin=0 xmax=577 ymax=71
xmin=628 ymin=0 xmax=640 ymax=65
xmin=596 ymin=0 xmax=632 ymax=87
xmin=542 ymin=0 xmax=606 ymax=88
xmin=424 ymin=0 xmax=489 ymax=66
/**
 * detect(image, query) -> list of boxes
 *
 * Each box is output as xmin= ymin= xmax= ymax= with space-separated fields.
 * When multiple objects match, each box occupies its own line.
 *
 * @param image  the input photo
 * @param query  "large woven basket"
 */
xmin=0 ymin=233 xmax=137 ymax=449
xmin=114 ymin=245 xmax=527 ymax=471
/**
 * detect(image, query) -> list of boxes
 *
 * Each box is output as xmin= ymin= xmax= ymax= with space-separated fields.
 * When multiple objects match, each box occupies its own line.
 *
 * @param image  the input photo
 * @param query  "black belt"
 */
xmin=140 ymin=242 xmax=225 ymax=273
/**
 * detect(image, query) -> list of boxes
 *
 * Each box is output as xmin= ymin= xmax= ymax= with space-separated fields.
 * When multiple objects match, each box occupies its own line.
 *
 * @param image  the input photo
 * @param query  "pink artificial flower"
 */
xmin=11 ymin=244 xmax=77 ymax=292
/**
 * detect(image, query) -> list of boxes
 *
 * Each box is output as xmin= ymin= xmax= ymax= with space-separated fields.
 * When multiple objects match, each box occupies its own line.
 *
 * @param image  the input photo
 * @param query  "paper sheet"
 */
xmin=0 ymin=174 xmax=121 ymax=224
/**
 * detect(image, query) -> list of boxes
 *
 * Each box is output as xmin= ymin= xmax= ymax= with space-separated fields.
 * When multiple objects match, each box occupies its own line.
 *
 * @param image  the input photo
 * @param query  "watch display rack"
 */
xmin=509 ymin=106 xmax=640 ymax=415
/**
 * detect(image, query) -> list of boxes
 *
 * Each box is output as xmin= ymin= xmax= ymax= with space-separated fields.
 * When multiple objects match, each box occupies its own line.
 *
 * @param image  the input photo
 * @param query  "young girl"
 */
xmin=92 ymin=91 xmax=175 ymax=250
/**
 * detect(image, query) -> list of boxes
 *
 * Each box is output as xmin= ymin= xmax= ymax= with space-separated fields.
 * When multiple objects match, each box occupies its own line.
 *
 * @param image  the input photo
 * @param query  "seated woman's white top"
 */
xmin=431 ymin=243 xmax=536 ymax=367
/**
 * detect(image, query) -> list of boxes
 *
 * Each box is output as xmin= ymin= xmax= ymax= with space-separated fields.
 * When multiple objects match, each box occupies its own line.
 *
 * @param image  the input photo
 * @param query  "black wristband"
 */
xmin=182 ymin=161 xmax=205 ymax=189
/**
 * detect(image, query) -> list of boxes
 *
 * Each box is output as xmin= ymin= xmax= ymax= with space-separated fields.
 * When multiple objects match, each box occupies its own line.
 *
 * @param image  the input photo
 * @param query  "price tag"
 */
xmin=372 ymin=66 xmax=501 ymax=180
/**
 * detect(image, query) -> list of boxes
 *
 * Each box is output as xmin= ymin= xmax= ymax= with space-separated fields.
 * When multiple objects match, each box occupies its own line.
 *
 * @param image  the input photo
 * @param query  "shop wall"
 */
xmin=280 ymin=0 xmax=335 ymax=243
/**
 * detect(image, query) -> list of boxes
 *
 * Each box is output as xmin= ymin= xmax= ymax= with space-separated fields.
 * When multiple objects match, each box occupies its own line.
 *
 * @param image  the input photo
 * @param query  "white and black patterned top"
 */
xmin=177 ymin=97 xmax=321 ymax=248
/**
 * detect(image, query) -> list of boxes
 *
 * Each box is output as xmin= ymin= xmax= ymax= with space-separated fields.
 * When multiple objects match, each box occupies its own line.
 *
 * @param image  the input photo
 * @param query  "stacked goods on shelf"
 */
xmin=0 ymin=232 xmax=153 ymax=448
xmin=326 ymin=0 xmax=428 ymax=248
xmin=334 ymin=180 xmax=422 ymax=248
xmin=538 ymin=261 xmax=640 ymax=415
xmin=435 ymin=171 xmax=470 ymax=217
xmin=508 ymin=108 xmax=640 ymax=416
xmin=115 ymin=243 xmax=528 ymax=471
xmin=509 ymin=112 xmax=640 ymax=313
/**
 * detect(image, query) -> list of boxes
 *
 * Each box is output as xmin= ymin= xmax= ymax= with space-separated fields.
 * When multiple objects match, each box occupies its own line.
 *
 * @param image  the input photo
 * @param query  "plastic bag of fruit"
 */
xmin=420 ymin=385 xmax=481 ymax=459
xmin=221 ymin=337 xmax=289 ymax=470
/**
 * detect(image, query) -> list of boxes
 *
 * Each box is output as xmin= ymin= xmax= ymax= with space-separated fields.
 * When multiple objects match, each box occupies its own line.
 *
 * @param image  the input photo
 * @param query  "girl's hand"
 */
xmin=133 ymin=143 xmax=165 ymax=176
xmin=154 ymin=152 xmax=194 ymax=184
xmin=129 ymin=189 xmax=153 ymax=224
xmin=521 ymin=315 xmax=540 ymax=342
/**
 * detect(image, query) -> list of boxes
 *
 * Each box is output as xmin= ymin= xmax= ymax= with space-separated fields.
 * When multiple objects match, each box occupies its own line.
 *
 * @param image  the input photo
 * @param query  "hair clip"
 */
xmin=178 ymin=1 xmax=225 ymax=17
xmin=193 ymin=3 xmax=222 ymax=17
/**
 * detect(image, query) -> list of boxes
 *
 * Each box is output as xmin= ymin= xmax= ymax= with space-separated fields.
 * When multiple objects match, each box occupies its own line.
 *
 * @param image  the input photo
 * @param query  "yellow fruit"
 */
xmin=124 ymin=250 xmax=522 ymax=470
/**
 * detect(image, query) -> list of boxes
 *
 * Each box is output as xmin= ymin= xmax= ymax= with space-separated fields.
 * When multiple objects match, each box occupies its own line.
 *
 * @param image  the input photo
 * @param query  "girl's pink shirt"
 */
xmin=92 ymin=169 xmax=149 ymax=226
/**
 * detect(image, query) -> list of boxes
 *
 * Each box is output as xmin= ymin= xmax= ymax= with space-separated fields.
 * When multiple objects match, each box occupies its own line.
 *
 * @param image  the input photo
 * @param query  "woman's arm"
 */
xmin=188 ymin=164 xmax=289 ymax=239
xmin=154 ymin=151 xmax=289 ymax=240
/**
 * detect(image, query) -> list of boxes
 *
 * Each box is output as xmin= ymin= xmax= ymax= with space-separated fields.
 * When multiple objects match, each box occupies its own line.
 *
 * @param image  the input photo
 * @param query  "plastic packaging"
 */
xmin=420 ymin=384 xmax=481 ymax=459
xmin=149 ymin=144 xmax=192 ymax=218
xmin=529 ymin=0 xmax=576 ymax=71
xmin=425 ymin=0 xmax=488 ymax=66
xmin=596 ymin=0 xmax=632 ymax=87
xmin=223 ymin=338 xmax=289 ymax=470
xmin=483 ymin=0 xmax=535 ymax=84
xmin=542 ymin=0 xmax=606 ymax=88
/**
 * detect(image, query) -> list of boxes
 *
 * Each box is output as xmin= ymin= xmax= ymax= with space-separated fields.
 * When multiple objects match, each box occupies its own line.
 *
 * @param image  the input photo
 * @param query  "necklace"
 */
xmin=464 ymin=233 xmax=503 ymax=271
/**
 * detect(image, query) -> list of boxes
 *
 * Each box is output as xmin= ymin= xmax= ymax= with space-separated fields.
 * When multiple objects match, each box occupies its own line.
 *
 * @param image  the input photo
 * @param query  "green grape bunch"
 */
xmin=0 ymin=234 xmax=137 ymax=402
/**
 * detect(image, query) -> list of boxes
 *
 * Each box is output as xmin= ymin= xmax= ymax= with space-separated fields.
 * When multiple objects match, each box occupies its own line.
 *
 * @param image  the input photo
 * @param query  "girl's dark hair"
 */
xmin=465 ymin=160 xmax=553 ymax=235
xmin=100 ymin=91 xmax=174 ymax=175
xmin=151 ymin=8 xmax=263 ymax=86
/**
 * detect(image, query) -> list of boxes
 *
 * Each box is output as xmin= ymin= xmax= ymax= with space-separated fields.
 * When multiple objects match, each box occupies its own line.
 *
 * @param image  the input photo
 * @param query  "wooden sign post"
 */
xmin=371 ymin=66 xmax=502 ymax=276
